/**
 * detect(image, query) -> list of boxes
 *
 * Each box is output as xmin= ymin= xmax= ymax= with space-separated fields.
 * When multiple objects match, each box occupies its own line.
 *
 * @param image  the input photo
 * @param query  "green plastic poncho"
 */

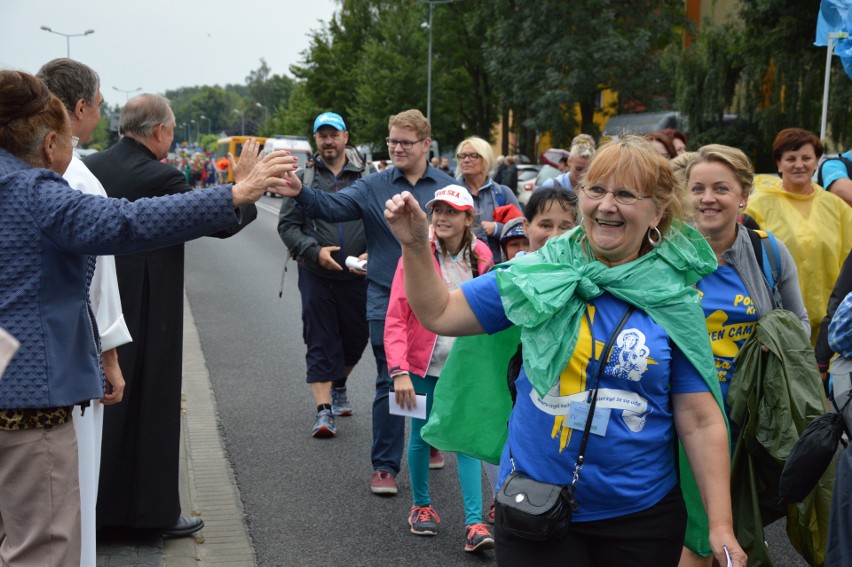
xmin=422 ymin=221 xmax=724 ymax=554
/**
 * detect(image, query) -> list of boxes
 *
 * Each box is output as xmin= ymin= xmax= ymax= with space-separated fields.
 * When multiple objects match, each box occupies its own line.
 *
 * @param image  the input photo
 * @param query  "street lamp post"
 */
xmin=200 ymin=114 xmax=211 ymax=136
xmin=256 ymin=102 xmax=268 ymax=133
xmin=112 ymin=86 xmax=142 ymax=103
xmin=40 ymin=26 xmax=94 ymax=58
xmin=419 ymin=1 xmax=457 ymax=122
xmin=233 ymin=108 xmax=245 ymax=136
xmin=190 ymin=119 xmax=197 ymax=144
xmin=182 ymin=123 xmax=189 ymax=144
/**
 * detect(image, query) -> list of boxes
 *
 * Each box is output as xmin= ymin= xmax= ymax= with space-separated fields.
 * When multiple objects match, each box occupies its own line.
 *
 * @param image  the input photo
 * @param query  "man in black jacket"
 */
xmin=278 ymin=112 xmax=371 ymax=438
xmin=85 ymin=93 xmax=256 ymax=537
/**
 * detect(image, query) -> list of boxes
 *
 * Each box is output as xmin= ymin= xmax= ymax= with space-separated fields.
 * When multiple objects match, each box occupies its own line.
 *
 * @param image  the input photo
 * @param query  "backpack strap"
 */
xmin=302 ymin=163 xmax=315 ymax=189
xmin=494 ymin=183 xmax=507 ymax=207
xmin=748 ymin=228 xmax=782 ymax=307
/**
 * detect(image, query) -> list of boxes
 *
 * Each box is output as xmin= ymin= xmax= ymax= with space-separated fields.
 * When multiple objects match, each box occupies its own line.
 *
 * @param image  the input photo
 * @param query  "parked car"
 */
xmin=512 ymin=163 xmax=540 ymax=200
xmin=517 ymin=164 xmax=561 ymax=207
xmin=602 ymin=111 xmax=681 ymax=138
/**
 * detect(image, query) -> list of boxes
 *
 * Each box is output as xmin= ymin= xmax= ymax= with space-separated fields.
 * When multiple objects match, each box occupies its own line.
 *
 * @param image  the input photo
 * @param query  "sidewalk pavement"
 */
xmin=96 ymin=296 xmax=256 ymax=566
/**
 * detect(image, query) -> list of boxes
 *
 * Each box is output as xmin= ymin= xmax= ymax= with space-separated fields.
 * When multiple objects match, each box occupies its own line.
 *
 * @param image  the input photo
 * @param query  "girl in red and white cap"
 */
xmin=384 ymin=185 xmax=496 ymax=553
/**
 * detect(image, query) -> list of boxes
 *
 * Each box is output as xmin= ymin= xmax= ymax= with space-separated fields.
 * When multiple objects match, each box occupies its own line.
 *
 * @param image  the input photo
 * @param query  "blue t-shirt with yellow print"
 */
xmin=461 ymin=271 xmax=709 ymax=522
xmin=695 ymin=265 xmax=758 ymax=406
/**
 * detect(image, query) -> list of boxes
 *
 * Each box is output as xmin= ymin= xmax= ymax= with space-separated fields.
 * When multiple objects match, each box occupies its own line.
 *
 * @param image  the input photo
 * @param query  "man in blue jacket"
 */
xmin=278 ymin=113 xmax=372 ymax=439
xmin=277 ymin=109 xmax=456 ymax=495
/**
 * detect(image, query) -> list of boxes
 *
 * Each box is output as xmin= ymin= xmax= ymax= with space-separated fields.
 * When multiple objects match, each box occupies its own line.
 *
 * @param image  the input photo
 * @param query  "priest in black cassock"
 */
xmin=85 ymin=94 xmax=257 ymax=538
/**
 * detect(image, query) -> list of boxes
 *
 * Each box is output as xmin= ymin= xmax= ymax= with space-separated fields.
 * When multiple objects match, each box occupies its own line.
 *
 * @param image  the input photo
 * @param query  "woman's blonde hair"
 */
xmin=455 ymin=136 xmax=495 ymax=177
xmin=669 ymin=151 xmax=695 ymax=193
xmin=580 ymin=135 xmax=689 ymax=239
xmin=686 ymin=144 xmax=754 ymax=197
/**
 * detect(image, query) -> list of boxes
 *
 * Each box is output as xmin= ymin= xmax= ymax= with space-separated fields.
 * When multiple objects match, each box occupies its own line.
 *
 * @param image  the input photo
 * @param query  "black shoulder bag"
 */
xmin=496 ymin=306 xmax=635 ymax=541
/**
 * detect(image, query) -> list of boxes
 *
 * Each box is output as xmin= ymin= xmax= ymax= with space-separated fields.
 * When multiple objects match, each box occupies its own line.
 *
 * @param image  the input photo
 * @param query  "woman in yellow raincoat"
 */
xmin=745 ymin=128 xmax=852 ymax=344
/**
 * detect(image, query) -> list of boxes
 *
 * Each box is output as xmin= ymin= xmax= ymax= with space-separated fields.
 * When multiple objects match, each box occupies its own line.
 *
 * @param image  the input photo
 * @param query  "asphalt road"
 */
xmin=184 ymin=197 xmax=496 ymax=567
xmin=183 ymin=196 xmax=810 ymax=567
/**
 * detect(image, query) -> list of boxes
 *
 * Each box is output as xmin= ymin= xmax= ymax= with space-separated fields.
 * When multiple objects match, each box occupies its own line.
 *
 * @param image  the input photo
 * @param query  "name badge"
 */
xmin=567 ymin=401 xmax=610 ymax=437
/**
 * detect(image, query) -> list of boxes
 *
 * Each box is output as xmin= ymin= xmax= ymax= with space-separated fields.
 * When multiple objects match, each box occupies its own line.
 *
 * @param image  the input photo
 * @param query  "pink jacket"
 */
xmin=385 ymin=238 xmax=493 ymax=378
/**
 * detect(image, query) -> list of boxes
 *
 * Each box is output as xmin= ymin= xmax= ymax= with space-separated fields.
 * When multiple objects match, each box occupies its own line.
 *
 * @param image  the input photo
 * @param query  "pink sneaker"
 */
xmin=370 ymin=470 xmax=397 ymax=495
xmin=429 ymin=447 xmax=444 ymax=470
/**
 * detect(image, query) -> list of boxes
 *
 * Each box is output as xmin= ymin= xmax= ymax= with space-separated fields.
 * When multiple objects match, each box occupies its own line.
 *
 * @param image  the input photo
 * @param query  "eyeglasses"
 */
xmin=456 ymin=152 xmax=482 ymax=161
xmin=386 ymin=137 xmax=424 ymax=150
xmin=581 ymin=185 xmax=649 ymax=205
xmin=71 ymin=136 xmax=79 ymax=148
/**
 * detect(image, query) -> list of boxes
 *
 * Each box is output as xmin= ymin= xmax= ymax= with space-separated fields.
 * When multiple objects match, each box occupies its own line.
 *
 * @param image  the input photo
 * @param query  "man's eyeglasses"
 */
xmin=456 ymin=152 xmax=481 ymax=161
xmin=386 ymin=137 xmax=424 ymax=150
xmin=71 ymin=136 xmax=79 ymax=148
xmin=580 ymin=185 xmax=649 ymax=205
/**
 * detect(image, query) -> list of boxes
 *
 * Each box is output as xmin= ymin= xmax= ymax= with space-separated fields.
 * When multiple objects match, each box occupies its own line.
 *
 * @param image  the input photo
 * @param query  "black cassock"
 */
xmin=85 ymin=137 xmax=256 ymax=528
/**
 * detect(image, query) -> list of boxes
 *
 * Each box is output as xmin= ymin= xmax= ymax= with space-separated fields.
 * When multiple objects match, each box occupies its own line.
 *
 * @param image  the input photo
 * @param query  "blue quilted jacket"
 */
xmin=0 ymin=148 xmax=239 ymax=409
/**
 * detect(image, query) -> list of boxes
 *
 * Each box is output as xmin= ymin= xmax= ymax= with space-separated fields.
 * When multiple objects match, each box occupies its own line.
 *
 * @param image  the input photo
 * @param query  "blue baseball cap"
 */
xmin=313 ymin=112 xmax=347 ymax=133
xmin=500 ymin=217 xmax=527 ymax=244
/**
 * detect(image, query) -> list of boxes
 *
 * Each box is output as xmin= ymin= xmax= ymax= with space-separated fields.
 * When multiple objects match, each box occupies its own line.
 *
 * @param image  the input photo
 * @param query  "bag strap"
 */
xmin=747 ymin=228 xmax=782 ymax=307
xmin=494 ymin=183 xmax=507 ymax=207
xmin=507 ymin=304 xmax=634 ymax=479
xmin=572 ymin=305 xmax=635 ymax=486
xmin=759 ymin=231 xmax=781 ymax=293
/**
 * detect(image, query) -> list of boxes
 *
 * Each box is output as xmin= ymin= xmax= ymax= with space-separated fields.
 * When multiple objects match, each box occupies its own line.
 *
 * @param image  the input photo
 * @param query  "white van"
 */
xmin=263 ymin=135 xmax=313 ymax=169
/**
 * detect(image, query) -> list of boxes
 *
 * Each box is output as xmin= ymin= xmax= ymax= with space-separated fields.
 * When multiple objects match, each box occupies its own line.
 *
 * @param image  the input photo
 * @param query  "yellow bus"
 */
xmin=215 ymin=136 xmax=267 ymax=183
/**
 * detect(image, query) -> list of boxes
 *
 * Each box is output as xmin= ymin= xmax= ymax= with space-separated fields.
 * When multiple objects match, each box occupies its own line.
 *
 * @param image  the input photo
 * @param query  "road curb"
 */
xmin=164 ymin=295 xmax=257 ymax=566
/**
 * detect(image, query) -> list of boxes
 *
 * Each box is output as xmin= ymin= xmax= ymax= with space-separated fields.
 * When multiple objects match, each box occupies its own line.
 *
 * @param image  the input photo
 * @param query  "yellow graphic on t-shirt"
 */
xmin=552 ymin=306 xmax=595 ymax=450
xmin=547 ymin=306 xmax=658 ymax=451
xmin=704 ymin=309 xmax=756 ymax=384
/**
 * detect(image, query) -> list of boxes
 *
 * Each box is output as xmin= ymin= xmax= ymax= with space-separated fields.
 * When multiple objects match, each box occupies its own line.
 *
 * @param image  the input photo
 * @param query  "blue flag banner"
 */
xmin=816 ymin=0 xmax=852 ymax=46
xmin=816 ymin=0 xmax=852 ymax=78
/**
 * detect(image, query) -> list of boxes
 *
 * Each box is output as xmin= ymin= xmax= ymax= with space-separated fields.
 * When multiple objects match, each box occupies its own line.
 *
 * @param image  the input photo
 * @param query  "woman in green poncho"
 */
xmin=383 ymin=137 xmax=746 ymax=567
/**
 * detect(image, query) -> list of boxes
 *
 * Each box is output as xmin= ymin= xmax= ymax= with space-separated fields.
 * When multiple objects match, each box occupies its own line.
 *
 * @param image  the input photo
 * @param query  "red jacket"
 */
xmin=384 ymin=238 xmax=493 ymax=378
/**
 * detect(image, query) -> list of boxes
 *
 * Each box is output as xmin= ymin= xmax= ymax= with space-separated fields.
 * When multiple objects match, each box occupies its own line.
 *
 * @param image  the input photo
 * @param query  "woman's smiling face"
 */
xmin=580 ymin=176 xmax=664 ymax=267
xmin=689 ymin=161 xmax=745 ymax=240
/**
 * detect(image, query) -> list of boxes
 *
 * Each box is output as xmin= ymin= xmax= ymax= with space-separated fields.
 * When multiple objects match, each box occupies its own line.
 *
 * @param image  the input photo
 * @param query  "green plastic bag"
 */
xmin=420 ymin=325 xmax=521 ymax=465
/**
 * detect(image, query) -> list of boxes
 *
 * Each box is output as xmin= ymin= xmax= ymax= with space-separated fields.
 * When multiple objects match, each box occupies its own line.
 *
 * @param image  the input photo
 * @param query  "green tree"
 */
xmin=289 ymin=0 xmax=498 ymax=156
xmin=485 ymin=0 xmax=684 ymax=155
xmin=245 ymin=58 xmax=296 ymax=135
xmin=674 ymin=0 xmax=852 ymax=170
xmin=288 ymin=0 xmax=379 ymax=139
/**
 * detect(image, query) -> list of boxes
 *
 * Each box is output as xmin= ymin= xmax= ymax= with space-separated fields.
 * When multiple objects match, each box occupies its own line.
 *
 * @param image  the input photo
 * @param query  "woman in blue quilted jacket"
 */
xmin=0 ymin=70 xmax=296 ymax=567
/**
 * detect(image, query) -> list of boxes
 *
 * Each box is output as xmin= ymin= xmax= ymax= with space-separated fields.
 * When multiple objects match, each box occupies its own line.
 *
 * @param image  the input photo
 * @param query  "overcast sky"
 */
xmin=1 ymin=0 xmax=339 ymax=108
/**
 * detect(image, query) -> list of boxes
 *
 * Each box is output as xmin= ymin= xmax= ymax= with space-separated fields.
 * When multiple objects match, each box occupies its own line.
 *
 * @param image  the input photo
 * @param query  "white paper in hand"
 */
xmin=345 ymin=256 xmax=367 ymax=271
xmin=389 ymin=394 xmax=427 ymax=420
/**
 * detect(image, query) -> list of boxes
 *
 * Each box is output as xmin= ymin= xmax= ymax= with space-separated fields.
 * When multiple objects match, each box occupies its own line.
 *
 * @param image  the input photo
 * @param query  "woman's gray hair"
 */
xmin=35 ymin=58 xmax=100 ymax=114
xmin=120 ymin=93 xmax=173 ymax=138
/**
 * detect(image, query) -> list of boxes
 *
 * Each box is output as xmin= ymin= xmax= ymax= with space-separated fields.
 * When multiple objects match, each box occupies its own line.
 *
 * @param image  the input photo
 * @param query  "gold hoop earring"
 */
xmin=647 ymin=226 xmax=662 ymax=247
